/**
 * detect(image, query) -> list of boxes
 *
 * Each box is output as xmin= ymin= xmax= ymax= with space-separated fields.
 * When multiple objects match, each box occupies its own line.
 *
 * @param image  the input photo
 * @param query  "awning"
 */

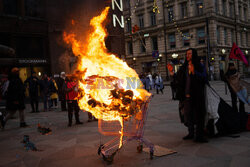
xmin=0 ymin=44 xmax=15 ymax=56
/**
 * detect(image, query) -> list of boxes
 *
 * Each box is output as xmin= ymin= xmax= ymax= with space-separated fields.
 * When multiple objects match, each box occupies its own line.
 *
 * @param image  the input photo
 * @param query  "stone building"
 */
xmin=123 ymin=0 xmax=250 ymax=80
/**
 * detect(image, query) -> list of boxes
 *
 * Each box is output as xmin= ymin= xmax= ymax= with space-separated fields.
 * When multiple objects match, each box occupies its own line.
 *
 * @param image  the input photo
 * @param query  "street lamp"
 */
xmin=159 ymin=54 xmax=162 ymax=57
xmin=245 ymin=50 xmax=249 ymax=55
xmin=133 ymin=57 xmax=136 ymax=61
xmin=222 ymin=49 xmax=226 ymax=54
xmin=172 ymin=53 xmax=178 ymax=59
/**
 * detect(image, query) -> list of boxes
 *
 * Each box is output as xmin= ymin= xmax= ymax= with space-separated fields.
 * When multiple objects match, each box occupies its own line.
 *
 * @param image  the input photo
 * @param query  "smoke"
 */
xmin=59 ymin=0 xmax=110 ymax=73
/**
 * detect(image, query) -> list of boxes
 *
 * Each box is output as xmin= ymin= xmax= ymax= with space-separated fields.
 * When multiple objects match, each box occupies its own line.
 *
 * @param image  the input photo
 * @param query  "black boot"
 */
xmin=0 ymin=114 xmax=5 ymax=129
xmin=183 ymin=134 xmax=194 ymax=140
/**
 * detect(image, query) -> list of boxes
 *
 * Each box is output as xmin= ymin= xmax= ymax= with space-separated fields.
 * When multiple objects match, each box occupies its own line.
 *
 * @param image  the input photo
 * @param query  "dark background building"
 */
xmin=0 ymin=0 xmax=125 ymax=83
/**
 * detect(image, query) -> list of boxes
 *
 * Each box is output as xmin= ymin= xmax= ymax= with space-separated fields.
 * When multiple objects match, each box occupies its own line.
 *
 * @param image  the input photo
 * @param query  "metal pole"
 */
xmin=206 ymin=18 xmax=211 ymax=80
xmin=162 ymin=0 xmax=168 ymax=80
xmin=233 ymin=0 xmax=240 ymax=70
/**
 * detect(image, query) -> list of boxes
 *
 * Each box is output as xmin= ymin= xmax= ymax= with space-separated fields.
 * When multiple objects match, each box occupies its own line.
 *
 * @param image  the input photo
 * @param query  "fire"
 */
xmin=63 ymin=7 xmax=150 ymax=148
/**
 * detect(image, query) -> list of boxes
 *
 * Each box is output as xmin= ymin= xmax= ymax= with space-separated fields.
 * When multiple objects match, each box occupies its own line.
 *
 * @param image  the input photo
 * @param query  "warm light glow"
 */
xmin=64 ymin=7 xmax=150 ymax=148
xmin=222 ymin=49 xmax=226 ymax=54
xmin=172 ymin=53 xmax=178 ymax=58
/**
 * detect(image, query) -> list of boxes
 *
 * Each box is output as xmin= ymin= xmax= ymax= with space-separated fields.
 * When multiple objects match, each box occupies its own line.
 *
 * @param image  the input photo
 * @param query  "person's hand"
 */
xmin=188 ymin=63 xmax=194 ymax=75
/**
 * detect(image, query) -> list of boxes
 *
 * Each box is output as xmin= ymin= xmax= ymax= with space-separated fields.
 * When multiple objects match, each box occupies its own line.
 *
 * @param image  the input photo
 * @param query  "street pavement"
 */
xmin=0 ymin=81 xmax=249 ymax=167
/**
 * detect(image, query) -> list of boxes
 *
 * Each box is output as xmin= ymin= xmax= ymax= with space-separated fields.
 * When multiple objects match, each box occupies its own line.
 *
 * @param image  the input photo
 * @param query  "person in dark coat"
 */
xmin=1 ymin=68 xmax=28 ymax=128
xmin=24 ymin=71 xmax=40 ymax=113
xmin=40 ymin=74 xmax=50 ymax=112
xmin=176 ymin=48 xmax=207 ymax=143
xmin=56 ymin=72 xmax=67 ymax=111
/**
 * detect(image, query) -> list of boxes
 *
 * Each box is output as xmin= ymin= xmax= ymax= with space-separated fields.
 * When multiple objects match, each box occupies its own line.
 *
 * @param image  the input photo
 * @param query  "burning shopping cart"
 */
xmin=64 ymin=7 xmax=154 ymax=164
xmin=97 ymin=95 xmax=154 ymax=163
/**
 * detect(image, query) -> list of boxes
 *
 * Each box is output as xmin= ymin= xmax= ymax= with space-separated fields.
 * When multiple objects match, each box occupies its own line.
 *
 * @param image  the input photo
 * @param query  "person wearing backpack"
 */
xmin=1 ymin=67 xmax=28 ymax=128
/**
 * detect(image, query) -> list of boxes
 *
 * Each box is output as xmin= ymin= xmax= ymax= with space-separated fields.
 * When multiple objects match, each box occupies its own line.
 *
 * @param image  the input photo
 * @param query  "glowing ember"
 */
xmin=63 ymin=7 xmax=150 ymax=148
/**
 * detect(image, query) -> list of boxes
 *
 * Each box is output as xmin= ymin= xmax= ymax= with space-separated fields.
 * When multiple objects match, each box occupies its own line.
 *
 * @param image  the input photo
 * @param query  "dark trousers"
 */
xmin=67 ymin=100 xmax=80 ymax=125
xmin=156 ymin=88 xmax=163 ymax=94
xmin=184 ymin=98 xmax=205 ymax=139
xmin=231 ymin=91 xmax=245 ymax=113
xmin=171 ymin=86 xmax=176 ymax=99
xmin=30 ymin=96 xmax=39 ymax=112
xmin=61 ymin=100 xmax=67 ymax=111
xmin=51 ymin=99 xmax=57 ymax=107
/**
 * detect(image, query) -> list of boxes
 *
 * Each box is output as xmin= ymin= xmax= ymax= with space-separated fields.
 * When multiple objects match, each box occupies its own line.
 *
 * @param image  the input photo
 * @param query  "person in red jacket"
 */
xmin=65 ymin=75 xmax=83 ymax=127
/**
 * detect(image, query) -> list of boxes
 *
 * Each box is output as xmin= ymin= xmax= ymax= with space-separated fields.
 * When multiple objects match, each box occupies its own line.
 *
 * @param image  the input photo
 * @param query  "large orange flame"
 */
xmin=64 ymin=7 xmax=150 ymax=148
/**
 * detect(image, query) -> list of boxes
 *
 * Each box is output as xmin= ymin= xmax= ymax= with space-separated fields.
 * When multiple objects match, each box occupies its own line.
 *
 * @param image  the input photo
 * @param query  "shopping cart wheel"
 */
xmin=98 ymin=144 xmax=103 ymax=155
xmin=137 ymin=144 xmax=143 ymax=153
xmin=103 ymin=154 xmax=114 ymax=165
xmin=150 ymin=150 xmax=154 ymax=160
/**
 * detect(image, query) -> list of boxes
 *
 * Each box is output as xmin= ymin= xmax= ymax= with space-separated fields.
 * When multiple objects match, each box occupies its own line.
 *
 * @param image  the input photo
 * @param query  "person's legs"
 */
xmin=171 ymin=86 xmax=174 ymax=99
xmin=67 ymin=101 xmax=73 ymax=126
xmin=43 ymin=96 xmax=48 ymax=112
xmin=239 ymin=99 xmax=245 ymax=113
xmin=183 ymin=99 xmax=194 ymax=140
xmin=230 ymin=91 xmax=238 ymax=112
xmin=30 ymin=98 xmax=35 ymax=112
xmin=88 ymin=112 xmax=92 ymax=122
xmin=48 ymin=96 xmax=52 ymax=110
xmin=74 ymin=101 xmax=82 ymax=124
xmin=156 ymin=88 xmax=159 ymax=94
xmin=2 ymin=110 xmax=17 ymax=128
xmin=195 ymin=113 xmax=206 ymax=142
xmin=54 ymin=99 xmax=57 ymax=107
xmin=35 ymin=97 xmax=39 ymax=112
xmin=61 ymin=100 xmax=67 ymax=111
xmin=18 ymin=110 xmax=28 ymax=127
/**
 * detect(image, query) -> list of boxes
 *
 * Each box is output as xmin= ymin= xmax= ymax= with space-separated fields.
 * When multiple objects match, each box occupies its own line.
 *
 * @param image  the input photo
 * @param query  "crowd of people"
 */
xmin=0 ymin=70 xmax=95 ymax=129
xmin=0 ymin=48 xmax=248 ymax=144
xmin=139 ymin=72 xmax=164 ymax=94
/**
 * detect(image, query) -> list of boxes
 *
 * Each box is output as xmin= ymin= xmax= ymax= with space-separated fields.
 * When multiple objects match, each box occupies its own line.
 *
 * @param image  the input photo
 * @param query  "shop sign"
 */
xmin=18 ymin=59 xmax=47 ymax=64
xmin=112 ymin=0 xmax=124 ymax=28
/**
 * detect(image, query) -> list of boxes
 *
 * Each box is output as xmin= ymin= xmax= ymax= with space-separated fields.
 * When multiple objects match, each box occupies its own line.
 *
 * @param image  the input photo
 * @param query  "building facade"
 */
xmin=0 ymin=0 xmax=49 ymax=82
xmin=123 ymin=0 xmax=250 ymax=80
xmin=0 ymin=0 xmax=125 ymax=81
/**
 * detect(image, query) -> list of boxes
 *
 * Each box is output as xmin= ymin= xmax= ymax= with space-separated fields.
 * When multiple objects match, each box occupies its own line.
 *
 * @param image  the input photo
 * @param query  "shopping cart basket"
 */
xmin=97 ymin=95 xmax=154 ymax=163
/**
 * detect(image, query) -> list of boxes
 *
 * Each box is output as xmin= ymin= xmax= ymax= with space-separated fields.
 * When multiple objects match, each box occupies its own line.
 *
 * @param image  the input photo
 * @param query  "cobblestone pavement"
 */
xmin=0 ymin=81 xmax=249 ymax=167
